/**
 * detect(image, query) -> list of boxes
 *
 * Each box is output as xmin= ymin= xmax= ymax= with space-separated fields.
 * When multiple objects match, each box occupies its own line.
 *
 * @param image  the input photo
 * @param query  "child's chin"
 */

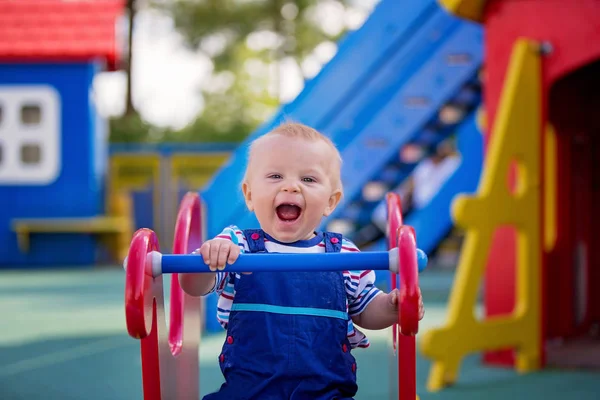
xmin=272 ymin=225 xmax=304 ymax=242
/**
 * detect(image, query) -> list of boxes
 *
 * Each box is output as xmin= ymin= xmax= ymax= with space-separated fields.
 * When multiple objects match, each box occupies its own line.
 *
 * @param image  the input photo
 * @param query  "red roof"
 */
xmin=0 ymin=0 xmax=125 ymax=71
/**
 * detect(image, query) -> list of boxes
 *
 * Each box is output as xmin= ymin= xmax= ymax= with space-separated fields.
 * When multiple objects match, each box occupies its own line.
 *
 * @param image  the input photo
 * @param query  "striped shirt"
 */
xmin=203 ymin=225 xmax=382 ymax=349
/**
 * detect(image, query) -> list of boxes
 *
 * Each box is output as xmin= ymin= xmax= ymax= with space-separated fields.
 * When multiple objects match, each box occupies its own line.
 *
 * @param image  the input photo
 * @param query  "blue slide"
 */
xmin=365 ymin=112 xmax=483 ymax=254
xmin=202 ymin=0 xmax=483 ymax=240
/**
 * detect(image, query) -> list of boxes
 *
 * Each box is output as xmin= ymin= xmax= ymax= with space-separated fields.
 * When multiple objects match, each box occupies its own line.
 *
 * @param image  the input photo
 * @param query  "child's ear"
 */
xmin=242 ymin=181 xmax=254 ymax=211
xmin=323 ymin=190 xmax=342 ymax=217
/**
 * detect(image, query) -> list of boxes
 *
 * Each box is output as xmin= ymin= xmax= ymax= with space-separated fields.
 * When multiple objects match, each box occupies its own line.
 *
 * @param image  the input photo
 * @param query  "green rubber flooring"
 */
xmin=0 ymin=267 xmax=598 ymax=399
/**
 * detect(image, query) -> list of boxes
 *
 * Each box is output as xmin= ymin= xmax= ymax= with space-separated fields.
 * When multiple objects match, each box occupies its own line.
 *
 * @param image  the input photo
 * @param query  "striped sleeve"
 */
xmin=216 ymin=272 xmax=239 ymax=328
xmin=213 ymin=225 xmax=248 ymax=329
xmin=214 ymin=225 xmax=249 ymax=252
xmin=342 ymin=238 xmax=382 ymax=317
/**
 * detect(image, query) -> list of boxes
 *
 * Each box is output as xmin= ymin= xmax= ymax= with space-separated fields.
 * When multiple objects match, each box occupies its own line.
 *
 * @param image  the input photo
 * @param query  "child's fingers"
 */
xmin=209 ymin=241 xmax=222 ymax=271
xmin=227 ymin=245 xmax=240 ymax=265
xmin=232 ymin=245 xmax=251 ymax=274
xmin=389 ymin=288 xmax=399 ymax=305
xmin=199 ymin=242 xmax=211 ymax=265
xmin=216 ymin=243 xmax=230 ymax=270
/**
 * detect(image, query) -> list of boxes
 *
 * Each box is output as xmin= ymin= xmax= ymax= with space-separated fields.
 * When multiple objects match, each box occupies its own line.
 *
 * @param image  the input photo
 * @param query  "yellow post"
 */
xmin=419 ymin=39 xmax=543 ymax=391
xmin=106 ymin=190 xmax=134 ymax=262
xmin=544 ymin=125 xmax=557 ymax=252
xmin=170 ymin=153 xmax=231 ymax=191
xmin=166 ymin=152 xmax=230 ymax=249
xmin=109 ymin=153 xmax=161 ymax=237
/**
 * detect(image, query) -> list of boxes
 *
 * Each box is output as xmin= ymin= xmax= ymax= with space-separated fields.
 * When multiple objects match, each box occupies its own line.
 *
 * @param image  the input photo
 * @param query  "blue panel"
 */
xmin=132 ymin=190 xmax=155 ymax=232
xmin=0 ymin=62 xmax=103 ymax=266
xmin=93 ymin=93 xmax=109 ymax=212
xmin=337 ymin=79 xmax=482 ymax=228
xmin=405 ymin=115 xmax=483 ymax=254
xmin=202 ymin=0 xmax=444 ymax=237
xmin=365 ymin=114 xmax=483 ymax=254
xmin=324 ymin=11 xmax=464 ymax=151
xmin=109 ymin=142 xmax=237 ymax=155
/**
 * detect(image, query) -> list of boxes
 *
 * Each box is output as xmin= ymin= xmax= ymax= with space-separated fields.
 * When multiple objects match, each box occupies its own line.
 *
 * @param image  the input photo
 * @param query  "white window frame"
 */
xmin=0 ymin=85 xmax=61 ymax=185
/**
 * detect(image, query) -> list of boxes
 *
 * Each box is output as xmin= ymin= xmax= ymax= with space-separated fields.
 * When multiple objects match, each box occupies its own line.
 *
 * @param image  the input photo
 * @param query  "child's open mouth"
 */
xmin=276 ymin=204 xmax=302 ymax=222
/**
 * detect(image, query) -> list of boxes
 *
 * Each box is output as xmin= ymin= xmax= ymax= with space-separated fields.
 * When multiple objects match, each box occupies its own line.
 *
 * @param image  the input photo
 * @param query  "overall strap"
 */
xmin=323 ymin=232 xmax=343 ymax=253
xmin=242 ymin=229 xmax=267 ymax=253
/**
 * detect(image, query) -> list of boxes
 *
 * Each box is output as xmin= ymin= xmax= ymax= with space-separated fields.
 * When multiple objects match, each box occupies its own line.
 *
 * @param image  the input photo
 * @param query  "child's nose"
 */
xmin=281 ymin=181 xmax=300 ymax=193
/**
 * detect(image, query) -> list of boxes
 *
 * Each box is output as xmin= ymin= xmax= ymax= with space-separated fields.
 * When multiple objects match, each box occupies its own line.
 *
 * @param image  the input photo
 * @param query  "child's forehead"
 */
xmin=247 ymin=134 xmax=342 ymax=183
xmin=253 ymin=134 xmax=333 ymax=157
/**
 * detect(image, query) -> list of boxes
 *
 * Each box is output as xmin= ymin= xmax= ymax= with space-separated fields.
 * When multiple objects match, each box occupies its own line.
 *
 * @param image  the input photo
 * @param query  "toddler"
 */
xmin=180 ymin=122 xmax=425 ymax=400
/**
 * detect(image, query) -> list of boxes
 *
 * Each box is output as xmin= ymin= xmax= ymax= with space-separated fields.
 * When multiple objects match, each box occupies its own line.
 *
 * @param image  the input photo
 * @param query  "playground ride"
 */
xmin=124 ymin=192 xmax=427 ymax=400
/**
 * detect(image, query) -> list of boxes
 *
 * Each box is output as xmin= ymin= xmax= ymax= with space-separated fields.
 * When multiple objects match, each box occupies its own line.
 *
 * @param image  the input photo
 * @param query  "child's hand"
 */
xmin=389 ymin=287 xmax=425 ymax=320
xmin=198 ymin=239 xmax=241 ymax=271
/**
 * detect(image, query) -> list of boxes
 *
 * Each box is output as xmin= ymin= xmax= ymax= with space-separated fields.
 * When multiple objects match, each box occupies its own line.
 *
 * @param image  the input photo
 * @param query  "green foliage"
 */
xmin=111 ymin=0 xmax=356 ymax=144
xmin=109 ymin=113 xmax=162 ymax=143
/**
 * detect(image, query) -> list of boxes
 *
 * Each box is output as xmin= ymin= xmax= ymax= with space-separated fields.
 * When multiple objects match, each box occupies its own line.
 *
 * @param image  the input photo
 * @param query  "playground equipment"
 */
xmin=125 ymin=192 xmax=426 ymax=399
xmin=125 ymin=192 xmax=202 ymax=399
xmin=109 ymin=143 xmax=234 ymax=254
xmin=420 ymin=0 xmax=600 ymax=391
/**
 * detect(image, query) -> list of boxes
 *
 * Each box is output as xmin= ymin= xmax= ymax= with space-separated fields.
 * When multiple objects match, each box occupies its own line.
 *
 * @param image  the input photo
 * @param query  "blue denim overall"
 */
xmin=203 ymin=229 xmax=358 ymax=400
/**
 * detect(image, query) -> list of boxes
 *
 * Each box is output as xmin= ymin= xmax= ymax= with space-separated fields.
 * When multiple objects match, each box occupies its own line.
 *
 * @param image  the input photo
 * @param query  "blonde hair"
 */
xmin=242 ymin=122 xmax=343 ymax=192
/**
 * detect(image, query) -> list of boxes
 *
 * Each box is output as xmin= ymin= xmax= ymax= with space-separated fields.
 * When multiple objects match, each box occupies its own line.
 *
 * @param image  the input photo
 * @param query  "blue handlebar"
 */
xmin=146 ymin=249 xmax=428 ymax=277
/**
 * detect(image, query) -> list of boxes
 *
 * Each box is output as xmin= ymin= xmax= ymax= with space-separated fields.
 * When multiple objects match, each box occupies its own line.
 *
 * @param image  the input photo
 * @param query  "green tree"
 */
xmin=166 ymin=0 xmax=360 ymax=141
xmin=111 ymin=0 xmax=364 ymax=143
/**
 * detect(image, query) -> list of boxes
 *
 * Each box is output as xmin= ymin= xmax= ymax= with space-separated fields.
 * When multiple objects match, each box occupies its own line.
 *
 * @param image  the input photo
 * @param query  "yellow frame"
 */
xmin=419 ymin=39 xmax=543 ymax=391
xmin=109 ymin=153 xmax=162 ymax=238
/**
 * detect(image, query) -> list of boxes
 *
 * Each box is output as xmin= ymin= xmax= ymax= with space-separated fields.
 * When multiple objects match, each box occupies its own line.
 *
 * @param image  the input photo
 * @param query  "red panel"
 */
xmin=482 ymin=227 xmax=517 ymax=366
xmin=484 ymin=0 xmax=600 ymax=128
xmin=0 ymin=0 xmax=124 ymax=70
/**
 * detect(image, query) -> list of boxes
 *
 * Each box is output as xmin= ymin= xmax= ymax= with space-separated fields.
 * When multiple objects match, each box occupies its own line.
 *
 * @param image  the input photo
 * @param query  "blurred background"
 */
xmin=0 ymin=0 xmax=599 ymax=399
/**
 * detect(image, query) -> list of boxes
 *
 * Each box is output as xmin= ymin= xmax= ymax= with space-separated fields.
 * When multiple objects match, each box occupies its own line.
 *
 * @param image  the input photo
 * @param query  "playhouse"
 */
xmin=0 ymin=0 xmax=128 ymax=266
xmin=420 ymin=0 xmax=600 ymax=390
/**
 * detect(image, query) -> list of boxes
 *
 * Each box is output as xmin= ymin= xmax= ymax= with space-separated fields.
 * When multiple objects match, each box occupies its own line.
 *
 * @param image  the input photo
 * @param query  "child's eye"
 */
xmin=302 ymin=177 xmax=316 ymax=183
xmin=268 ymin=174 xmax=282 ymax=179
